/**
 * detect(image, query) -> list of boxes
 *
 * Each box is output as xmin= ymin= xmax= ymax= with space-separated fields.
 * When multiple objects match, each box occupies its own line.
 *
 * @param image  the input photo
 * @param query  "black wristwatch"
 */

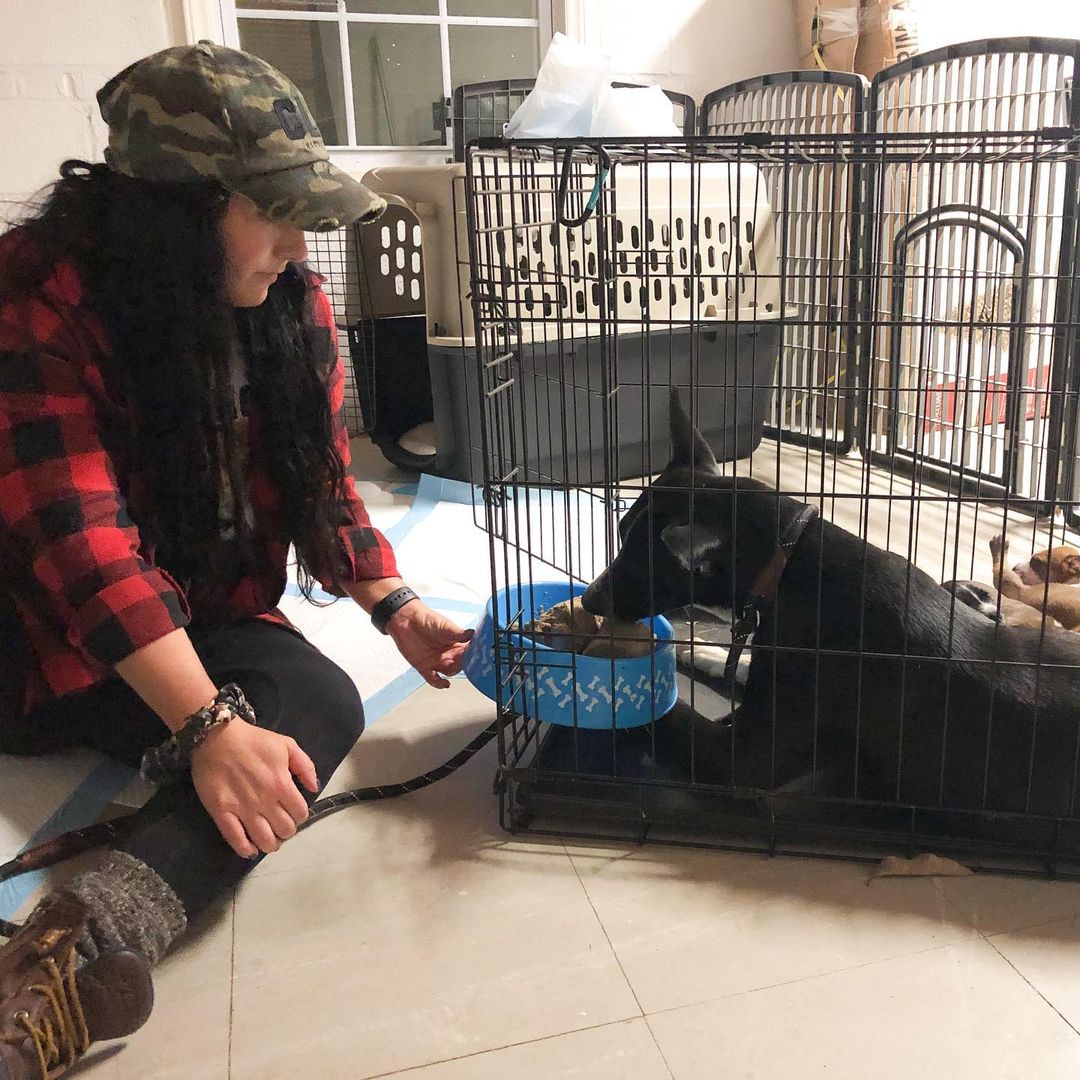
xmin=371 ymin=586 xmax=420 ymax=634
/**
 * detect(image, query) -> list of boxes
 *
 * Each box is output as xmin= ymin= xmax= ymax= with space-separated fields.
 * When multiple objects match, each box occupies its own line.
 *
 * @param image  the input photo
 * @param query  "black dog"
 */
xmin=582 ymin=392 xmax=1080 ymax=817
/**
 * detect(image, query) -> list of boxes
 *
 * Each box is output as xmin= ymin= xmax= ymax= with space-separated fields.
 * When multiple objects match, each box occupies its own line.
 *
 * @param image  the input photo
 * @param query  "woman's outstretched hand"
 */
xmin=387 ymin=599 xmax=474 ymax=689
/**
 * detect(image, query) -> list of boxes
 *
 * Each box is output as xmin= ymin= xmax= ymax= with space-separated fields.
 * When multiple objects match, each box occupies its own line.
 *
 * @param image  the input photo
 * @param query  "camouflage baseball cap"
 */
xmin=96 ymin=41 xmax=385 ymax=231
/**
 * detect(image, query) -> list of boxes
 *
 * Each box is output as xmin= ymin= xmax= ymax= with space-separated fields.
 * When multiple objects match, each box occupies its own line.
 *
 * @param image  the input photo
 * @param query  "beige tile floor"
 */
xmin=49 ymin=436 xmax=1080 ymax=1077
xmin=59 ymin=672 xmax=1080 ymax=1079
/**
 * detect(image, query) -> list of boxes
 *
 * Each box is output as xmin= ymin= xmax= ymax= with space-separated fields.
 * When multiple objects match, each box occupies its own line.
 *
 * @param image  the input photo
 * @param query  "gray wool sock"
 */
xmin=43 ymin=851 xmax=187 ymax=968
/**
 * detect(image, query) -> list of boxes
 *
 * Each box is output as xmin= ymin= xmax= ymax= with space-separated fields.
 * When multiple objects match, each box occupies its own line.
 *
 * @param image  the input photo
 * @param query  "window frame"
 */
xmin=219 ymin=0 xmax=553 ymax=150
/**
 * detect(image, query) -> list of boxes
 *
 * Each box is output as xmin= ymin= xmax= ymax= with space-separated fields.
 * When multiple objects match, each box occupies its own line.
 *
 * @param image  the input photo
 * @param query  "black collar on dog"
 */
xmin=723 ymin=503 xmax=819 ymax=689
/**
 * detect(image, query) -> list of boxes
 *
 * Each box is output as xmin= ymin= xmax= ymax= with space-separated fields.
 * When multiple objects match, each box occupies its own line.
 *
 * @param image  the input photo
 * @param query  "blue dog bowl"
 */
xmin=462 ymin=581 xmax=678 ymax=729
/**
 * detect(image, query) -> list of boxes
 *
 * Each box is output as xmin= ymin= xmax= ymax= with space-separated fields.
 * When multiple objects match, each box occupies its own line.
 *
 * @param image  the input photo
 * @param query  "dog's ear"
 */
xmin=1064 ymin=552 xmax=1080 ymax=580
xmin=661 ymin=522 xmax=721 ymax=572
xmin=669 ymin=389 xmax=718 ymax=473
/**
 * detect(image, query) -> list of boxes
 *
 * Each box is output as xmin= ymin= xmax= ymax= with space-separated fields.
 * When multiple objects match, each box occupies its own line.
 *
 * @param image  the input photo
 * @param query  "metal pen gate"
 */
xmin=862 ymin=38 xmax=1080 ymax=518
xmin=699 ymin=71 xmax=867 ymax=454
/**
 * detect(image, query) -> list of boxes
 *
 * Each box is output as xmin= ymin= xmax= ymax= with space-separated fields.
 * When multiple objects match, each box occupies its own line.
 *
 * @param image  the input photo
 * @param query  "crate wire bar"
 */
xmin=465 ymin=127 xmax=1080 ymax=876
xmin=305 ymin=225 xmax=373 ymax=436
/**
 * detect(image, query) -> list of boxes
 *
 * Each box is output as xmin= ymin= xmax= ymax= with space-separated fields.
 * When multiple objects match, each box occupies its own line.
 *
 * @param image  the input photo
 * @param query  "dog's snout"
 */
xmin=1015 ymin=562 xmax=1043 ymax=586
xmin=581 ymin=571 xmax=610 ymax=616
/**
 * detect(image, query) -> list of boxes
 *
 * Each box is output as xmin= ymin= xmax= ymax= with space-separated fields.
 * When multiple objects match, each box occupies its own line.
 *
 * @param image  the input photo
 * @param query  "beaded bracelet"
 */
xmin=139 ymin=683 xmax=257 ymax=785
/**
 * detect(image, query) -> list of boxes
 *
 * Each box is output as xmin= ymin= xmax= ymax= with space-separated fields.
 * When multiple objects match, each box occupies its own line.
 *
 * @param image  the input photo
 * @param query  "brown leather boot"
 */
xmin=0 ymin=896 xmax=153 ymax=1079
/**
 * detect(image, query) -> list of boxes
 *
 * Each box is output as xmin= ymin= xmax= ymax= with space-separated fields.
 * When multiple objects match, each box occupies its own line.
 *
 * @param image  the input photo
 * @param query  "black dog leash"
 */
xmin=0 ymin=506 xmax=818 ymax=938
xmin=722 ymin=503 xmax=819 ymax=689
xmin=0 ymin=720 xmax=498 ymax=940
xmin=0 ymin=505 xmax=820 ymax=939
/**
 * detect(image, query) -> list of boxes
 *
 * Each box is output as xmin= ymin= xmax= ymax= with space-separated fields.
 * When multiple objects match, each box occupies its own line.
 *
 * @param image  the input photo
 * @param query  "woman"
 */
xmin=0 ymin=42 xmax=471 ymax=1078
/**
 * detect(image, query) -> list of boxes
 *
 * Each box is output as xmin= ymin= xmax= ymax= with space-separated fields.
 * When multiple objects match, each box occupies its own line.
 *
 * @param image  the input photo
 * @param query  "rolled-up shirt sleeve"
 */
xmin=309 ymin=283 xmax=399 ymax=590
xmin=0 ymin=346 xmax=190 ymax=671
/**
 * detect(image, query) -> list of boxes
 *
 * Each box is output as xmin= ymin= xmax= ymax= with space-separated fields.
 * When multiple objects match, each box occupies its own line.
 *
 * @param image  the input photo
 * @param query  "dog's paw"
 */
xmin=989 ymin=533 xmax=1008 ymax=559
xmin=676 ymin=642 xmax=749 ymax=686
xmin=677 ymin=642 xmax=728 ymax=676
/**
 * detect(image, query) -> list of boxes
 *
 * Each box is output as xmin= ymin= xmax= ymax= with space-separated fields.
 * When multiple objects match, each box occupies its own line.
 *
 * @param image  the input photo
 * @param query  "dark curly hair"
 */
xmin=5 ymin=159 xmax=349 ymax=603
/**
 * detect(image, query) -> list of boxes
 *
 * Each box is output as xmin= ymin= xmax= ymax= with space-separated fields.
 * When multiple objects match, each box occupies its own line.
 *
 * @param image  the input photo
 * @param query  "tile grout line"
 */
xmin=639 ymin=932 xmax=989 ymax=1023
xmin=930 ymin=876 xmax=1080 ymax=940
xmin=357 ymin=1016 xmax=656 ymax=1080
xmin=642 ymin=1013 xmax=678 ymax=1080
xmin=562 ymin=838 xmax=650 ymax=1021
xmin=983 ymin=933 xmax=1080 ymax=1039
xmin=227 ymin=885 xmax=238 ymax=1080
xmin=561 ymin=841 xmax=676 ymax=1078
xmin=930 ymin=879 xmax=1080 ymax=1040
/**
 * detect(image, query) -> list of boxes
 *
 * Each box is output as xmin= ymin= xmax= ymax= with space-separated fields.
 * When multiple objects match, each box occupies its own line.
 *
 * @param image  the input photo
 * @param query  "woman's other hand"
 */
xmin=191 ymin=719 xmax=319 ymax=858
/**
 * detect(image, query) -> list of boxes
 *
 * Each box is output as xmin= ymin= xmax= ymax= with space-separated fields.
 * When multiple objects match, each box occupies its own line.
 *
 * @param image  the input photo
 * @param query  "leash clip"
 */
xmin=732 ymin=598 xmax=762 ymax=642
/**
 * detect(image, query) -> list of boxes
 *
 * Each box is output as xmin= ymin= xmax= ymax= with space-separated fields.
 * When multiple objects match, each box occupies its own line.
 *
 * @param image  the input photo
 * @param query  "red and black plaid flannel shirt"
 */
xmin=0 ymin=226 xmax=397 ymax=717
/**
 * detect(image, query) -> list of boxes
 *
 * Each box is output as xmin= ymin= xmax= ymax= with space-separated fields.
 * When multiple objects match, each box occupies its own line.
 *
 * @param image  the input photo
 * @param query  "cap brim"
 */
xmin=237 ymin=157 xmax=386 ymax=232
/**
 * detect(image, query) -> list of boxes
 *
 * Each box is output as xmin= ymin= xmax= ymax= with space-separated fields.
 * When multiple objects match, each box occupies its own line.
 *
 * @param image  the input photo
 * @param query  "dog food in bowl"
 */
xmin=462 ymin=581 xmax=677 ymax=729
xmin=525 ymin=597 xmax=655 ymax=658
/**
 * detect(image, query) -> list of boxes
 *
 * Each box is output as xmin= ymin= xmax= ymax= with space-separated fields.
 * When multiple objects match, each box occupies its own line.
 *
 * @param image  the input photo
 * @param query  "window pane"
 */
xmin=349 ymin=23 xmax=443 ymax=145
xmin=449 ymin=24 xmax=539 ymax=88
xmin=344 ymin=0 xmax=438 ymax=13
xmin=238 ymin=18 xmax=346 ymax=144
xmin=447 ymin=0 xmax=535 ymax=15
xmin=237 ymin=1 xmax=336 ymax=10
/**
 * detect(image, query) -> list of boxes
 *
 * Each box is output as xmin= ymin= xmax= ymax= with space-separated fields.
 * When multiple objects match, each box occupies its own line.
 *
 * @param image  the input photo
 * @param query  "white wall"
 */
xmin=0 ymin=0 xmax=800 ymax=215
xmin=570 ymin=0 xmax=800 ymax=107
xmin=0 ymin=0 xmax=189 ymax=212
xmin=915 ymin=0 xmax=1080 ymax=53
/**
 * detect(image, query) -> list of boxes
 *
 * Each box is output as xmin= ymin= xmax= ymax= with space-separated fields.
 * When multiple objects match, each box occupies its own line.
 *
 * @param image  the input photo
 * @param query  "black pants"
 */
xmin=0 ymin=620 xmax=365 ymax=920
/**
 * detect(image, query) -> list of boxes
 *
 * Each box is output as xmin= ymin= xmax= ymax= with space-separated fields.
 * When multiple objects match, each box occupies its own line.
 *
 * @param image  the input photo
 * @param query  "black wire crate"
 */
xmin=464 ymin=129 xmax=1080 ymax=875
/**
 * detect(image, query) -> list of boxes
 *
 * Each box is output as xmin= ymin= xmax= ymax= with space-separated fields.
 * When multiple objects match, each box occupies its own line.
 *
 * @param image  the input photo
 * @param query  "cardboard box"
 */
xmin=795 ymin=0 xmax=919 ymax=80
xmin=796 ymin=0 xmax=859 ymax=74
xmin=855 ymin=0 xmax=920 ymax=80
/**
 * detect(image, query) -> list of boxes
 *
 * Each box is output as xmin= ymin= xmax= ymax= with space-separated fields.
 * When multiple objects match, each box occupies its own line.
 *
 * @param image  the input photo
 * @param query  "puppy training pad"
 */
xmin=0 ymin=471 xmax=491 ymax=920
